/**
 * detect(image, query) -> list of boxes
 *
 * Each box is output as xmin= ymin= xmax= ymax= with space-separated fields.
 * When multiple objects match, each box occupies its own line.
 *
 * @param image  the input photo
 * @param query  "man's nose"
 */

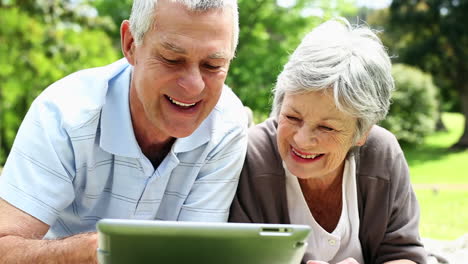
xmin=177 ymin=66 xmax=205 ymax=96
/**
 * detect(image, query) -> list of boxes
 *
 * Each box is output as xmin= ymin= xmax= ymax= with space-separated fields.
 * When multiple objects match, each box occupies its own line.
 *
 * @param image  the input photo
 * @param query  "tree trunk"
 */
xmin=451 ymin=81 xmax=468 ymax=150
xmin=435 ymin=112 xmax=447 ymax=132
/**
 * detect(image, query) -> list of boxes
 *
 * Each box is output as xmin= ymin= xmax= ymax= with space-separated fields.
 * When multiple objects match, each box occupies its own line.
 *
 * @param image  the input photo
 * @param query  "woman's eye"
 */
xmin=319 ymin=126 xmax=334 ymax=131
xmin=286 ymin=116 xmax=300 ymax=122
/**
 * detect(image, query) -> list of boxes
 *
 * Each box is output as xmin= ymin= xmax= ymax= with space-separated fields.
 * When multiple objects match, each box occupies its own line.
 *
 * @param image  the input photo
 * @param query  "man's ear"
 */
xmin=356 ymin=128 xmax=371 ymax=147
xmin=121 ymin=20 xmax=136 ymax=65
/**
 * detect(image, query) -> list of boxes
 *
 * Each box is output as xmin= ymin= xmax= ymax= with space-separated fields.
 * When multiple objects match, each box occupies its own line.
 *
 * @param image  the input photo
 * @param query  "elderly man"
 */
xmin=0 ymin=0 xmax=246 ymax=263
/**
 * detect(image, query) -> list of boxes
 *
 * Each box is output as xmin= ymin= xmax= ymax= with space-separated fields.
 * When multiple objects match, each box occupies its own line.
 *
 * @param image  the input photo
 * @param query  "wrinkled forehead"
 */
xmin=150 ymin=1 xmax=234 ymax=50
xmin=168 ymin=0 xmax=235 ymax=10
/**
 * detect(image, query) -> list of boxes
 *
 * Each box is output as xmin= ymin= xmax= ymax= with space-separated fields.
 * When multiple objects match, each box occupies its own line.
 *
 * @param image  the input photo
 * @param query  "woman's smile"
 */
xmin=290 ymin=146 xmax=325 ymax=162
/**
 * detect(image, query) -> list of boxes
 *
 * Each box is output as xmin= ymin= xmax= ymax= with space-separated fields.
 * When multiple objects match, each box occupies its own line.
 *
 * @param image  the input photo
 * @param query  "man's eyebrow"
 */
xmin=161 ymin=42 xmax=186 ymax=54
xmin=161 ymin=41 xmax=230 ymax=60
xmin=208 ymin=52 xmax=230 ymax=60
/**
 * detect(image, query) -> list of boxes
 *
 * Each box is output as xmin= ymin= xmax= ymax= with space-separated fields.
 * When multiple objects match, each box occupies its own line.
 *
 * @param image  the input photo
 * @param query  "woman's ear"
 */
xmin=356 ymin=128 xmax=371 ymax=147
xmin=121 ymin=20 xmax=136 ymax=65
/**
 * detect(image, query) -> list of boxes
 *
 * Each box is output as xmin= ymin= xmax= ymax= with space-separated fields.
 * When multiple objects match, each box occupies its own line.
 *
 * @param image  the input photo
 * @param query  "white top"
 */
xmin=285 ymin=155 xmax=364 ymax=263
xmin=0 ymin=58 xmax=248 ymax=238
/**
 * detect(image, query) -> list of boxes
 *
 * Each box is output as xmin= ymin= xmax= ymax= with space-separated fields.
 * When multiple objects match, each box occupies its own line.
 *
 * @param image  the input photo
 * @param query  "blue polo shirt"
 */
xmin=0 ymin=58 xmax=247 ymax=238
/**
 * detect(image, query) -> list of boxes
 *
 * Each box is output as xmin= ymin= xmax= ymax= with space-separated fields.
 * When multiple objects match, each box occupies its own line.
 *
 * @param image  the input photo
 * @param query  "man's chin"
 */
xmin=168 ymin=125 xmax=200 ymax=139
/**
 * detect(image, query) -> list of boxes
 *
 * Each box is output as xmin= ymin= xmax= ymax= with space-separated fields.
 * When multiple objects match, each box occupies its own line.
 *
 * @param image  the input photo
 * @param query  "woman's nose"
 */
xmin=293 ymin=126 xmax=318 ymax=148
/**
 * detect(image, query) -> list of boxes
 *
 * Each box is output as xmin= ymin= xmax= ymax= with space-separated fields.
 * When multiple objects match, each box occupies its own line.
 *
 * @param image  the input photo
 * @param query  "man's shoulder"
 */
xmin=34 ymin=59 xmax=130 ymax=131
xmin=40 ymin=58 xmax=130 ymax=104
xmin=211 ymin=85 xmax=248 ymax=131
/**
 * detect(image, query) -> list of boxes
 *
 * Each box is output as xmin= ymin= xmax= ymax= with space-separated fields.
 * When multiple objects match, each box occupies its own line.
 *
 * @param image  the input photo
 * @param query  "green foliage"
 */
xmin=92 ymin=0 xmax=132 ymax=44
xmin=227 ymin=0 xmax=347 ymax=116
xmin=387 ymin=0 xmax=468 ymax=148
xmin=227 ymin=0 xmax=317 ymax=115
xmin=386 ymin=1 xmax=462 ymax=113
xmin=0 ymin=6 xmax=119 ymax=164
xmin=380 ymin=64 xmax=438 ymax=145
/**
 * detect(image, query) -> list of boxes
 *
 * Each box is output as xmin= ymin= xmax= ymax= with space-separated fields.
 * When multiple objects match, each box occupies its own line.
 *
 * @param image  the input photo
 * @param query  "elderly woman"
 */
xmin=229 ymin=19 xmax=426 ymax=264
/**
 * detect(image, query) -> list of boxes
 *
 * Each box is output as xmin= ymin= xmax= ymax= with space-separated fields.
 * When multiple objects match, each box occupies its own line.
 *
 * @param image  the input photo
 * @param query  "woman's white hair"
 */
xmin=129 ymin=0 xmax=239 ymax=56
xmin=272 ymin=18 xmax=394 ymax=141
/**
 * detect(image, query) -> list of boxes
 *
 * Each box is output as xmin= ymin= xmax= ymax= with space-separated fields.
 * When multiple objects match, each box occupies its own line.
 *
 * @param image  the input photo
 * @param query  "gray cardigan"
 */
xmin=229 ymin=118 xmax=426 ymax=264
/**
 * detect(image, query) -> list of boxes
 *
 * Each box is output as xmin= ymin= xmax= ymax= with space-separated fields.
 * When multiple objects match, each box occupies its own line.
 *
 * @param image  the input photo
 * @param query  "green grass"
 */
xmin=403 ymin=112 xmax=468 ymax=240
xmin=415 ymin=189 xmax=468 ymax=240
xmin=404 ymin=112 xmax=468 ymax=184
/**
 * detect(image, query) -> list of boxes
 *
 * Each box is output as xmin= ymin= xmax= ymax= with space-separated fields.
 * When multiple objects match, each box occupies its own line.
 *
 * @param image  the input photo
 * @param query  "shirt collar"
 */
xmin=172 ymin=113 xmax=213 ymax=153
xmin=100 ymin=63 xmax=142 ymax=158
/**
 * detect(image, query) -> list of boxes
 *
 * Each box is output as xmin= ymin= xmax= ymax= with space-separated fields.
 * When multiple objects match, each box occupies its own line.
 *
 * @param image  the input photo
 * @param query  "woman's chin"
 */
xmin=285 ymin=162 xmax=316 ymax=179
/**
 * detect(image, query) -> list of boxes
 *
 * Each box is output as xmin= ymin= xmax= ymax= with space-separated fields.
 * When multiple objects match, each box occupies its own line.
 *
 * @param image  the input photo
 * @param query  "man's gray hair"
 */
xmin=272 ymin=18 xmax=394 ymax=141
xmin=129 ymin=0 xmax=239 ymax=55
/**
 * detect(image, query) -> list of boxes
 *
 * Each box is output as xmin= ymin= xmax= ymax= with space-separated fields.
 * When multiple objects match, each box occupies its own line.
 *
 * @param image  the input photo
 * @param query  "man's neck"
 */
xmin=129 ymin=86 xmax=175 ymax=168
xmin=133 ymin=117 xmax=176 ymax=168
xmin=141 ymin=138 xmax=176 ymax=169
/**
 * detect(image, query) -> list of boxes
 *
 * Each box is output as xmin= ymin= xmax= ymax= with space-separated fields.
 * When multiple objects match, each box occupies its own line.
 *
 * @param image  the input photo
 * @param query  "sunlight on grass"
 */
xmin=406 ymin=112 xmax=468 ymax=239
xmin=424 ymin=113 xmax=464 ymax=147
xmin=416 ymin=189 xmax=468 ymax=240
xmin=405 ymin=112 xmax=468 ymax=184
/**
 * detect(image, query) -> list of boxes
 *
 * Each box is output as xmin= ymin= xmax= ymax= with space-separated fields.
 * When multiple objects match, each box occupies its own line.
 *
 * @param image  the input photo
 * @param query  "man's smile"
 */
xmin=165 ymin=95 xmax=199 ymax=108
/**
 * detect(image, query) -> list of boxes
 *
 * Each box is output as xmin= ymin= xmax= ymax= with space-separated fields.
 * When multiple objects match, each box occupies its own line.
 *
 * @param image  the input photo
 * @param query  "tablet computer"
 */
xmin=97 ymin=219 xmax=311 ymax=264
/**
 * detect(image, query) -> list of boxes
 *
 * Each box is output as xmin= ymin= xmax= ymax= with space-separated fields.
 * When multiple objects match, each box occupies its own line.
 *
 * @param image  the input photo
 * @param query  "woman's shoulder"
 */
xmin=244 ymin=118 xmax=284 ymax=176
xmin=247 ymin=118 xmax=279 ymax=153
xmin=365 ymin=125 xmax=400 ymax=149
xmin=357 ymin=125 xmax=406 ymax=180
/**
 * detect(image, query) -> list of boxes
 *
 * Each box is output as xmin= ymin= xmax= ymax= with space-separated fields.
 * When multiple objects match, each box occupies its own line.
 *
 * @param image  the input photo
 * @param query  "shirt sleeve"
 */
xmin=177 ymin=124 xmax=247 ymax=222
xmin=0 ymin=98 xmax=76 ymax=226
xmin=375 ymin=152 xmax=427 ymax=263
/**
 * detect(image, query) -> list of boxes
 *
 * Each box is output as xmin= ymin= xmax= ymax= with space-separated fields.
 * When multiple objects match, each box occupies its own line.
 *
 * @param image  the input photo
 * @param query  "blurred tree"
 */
xmin=380 ymin=64 xmax=439 ymax=145
xmin=227 ymin=0 xmax=316 ymax=115
xmin=366 ymin=8 xmax=447 ymax=132
xmin=92 ymin=0 xmax=132 ymax=46
xmin=0 ymin=2 xmax=119 ymax=164
xmin=389 ymin=0 xmax=468 ymax=149
xmin=228 ymin=0 xmax=357 ymax=117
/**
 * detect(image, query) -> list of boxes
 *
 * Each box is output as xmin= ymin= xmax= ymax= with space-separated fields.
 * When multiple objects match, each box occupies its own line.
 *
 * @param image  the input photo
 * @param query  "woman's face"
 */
xmin=277 ymin=91 xmax=367 ymax=180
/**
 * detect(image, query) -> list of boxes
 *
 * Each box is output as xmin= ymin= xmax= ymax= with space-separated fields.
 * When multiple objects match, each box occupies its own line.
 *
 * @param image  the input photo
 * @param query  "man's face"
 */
xmin=127 ymin=0 xmax=233 ymax=142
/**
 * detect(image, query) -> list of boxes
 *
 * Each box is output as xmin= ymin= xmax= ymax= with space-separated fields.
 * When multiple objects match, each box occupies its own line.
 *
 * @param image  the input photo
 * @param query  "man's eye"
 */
xmin=204 ymin=64 xmax=221 ymax=70
xmin=162 ymin=57 xmax=180 ymax=64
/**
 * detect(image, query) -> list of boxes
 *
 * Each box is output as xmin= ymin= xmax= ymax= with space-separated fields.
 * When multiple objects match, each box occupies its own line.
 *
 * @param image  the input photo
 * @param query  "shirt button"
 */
xmin=328 ymin=239 xmax=336 ymax=246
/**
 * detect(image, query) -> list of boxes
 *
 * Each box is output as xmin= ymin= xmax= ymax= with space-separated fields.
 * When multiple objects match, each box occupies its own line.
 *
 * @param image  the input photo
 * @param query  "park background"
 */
xmin=0 ymin=0 xmax=467 ymax=248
